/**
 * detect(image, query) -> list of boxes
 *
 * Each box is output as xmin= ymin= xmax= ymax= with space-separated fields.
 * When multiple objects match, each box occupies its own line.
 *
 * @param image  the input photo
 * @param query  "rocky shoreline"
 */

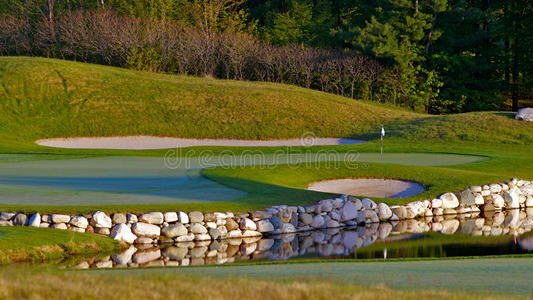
xmin=1 ymin=178 xmax=531 ymax=246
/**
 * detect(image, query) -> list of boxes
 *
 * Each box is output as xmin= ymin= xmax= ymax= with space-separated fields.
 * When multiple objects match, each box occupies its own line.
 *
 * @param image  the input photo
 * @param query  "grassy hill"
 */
xmin=1 ymin=56 xmax=532 ymax=152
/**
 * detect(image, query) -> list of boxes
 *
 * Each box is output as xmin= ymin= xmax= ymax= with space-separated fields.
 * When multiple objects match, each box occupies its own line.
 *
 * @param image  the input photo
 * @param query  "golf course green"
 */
xmin=1 ymin=57 xmax=533 ymax=299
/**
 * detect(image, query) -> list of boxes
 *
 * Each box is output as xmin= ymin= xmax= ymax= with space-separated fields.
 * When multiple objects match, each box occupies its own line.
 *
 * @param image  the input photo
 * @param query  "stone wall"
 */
xmin=0 ymin=178 xmax=531 ymax=245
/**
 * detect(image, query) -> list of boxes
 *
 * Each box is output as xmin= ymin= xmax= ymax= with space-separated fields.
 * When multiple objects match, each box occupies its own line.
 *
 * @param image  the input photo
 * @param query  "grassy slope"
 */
xmin=0 ymin=227 xmax=120 ymax=264
xmin=0 ymin=56 xmax=532 ymax=212
xmin=0 ymin=56 xmax=416 ymax=149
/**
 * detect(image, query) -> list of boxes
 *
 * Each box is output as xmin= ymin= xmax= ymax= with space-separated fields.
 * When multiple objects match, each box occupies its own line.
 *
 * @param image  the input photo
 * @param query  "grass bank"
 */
xmin=0 ymin=227 xmax=121 ymax=264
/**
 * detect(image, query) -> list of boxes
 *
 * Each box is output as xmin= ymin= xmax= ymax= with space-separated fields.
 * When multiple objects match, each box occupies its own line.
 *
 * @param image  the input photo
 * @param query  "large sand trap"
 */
xmin=35 ymin=136 xmax=365 ymax=150
xmin=308 ymin=178 xmax=424 ymax=198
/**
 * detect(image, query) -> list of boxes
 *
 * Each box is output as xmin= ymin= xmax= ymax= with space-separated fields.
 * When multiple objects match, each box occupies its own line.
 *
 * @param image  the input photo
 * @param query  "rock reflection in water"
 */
xmin=72 ymin=209 xmax=533 ymax=269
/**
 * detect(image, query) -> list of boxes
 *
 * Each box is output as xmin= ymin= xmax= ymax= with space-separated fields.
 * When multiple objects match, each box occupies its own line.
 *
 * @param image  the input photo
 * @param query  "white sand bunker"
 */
xmin=308 ymin=178 xmax=424 ymax=198
xmin=36 ymin=136 xmax=365 ymax=150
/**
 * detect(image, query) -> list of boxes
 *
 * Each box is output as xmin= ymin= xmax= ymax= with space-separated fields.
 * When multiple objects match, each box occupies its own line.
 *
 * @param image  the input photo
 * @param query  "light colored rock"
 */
xmin=299 ymin=213 xmax=313 ymax=225
xmin=92 ymin=211 xmax=112 ymax=228
xmin=126 ymin=213 xmax=138 ymax=224
xmin=227 ymin=229 xmax=242 ymax=239
xmin=503 ymin=188 xmax=520 ymax=209
xmin=175 ymin=233 xmax=195 ymax=242
xmin=377 ymin=203 xmax=392 ymax=220
xmin=28 ymin=213 xmax=41 ymax=227
xmin=190 ymin=223 xmax=208 ymax=234
xmin=110 ymin=224 xmax=137 ymax=243
xmin=162 ymin=223 xmax=188 ymax=237
xmin=364 ymin=210 xmax=379 ymax=223
xmin=311 ymin=215 xmax=325 ymax=229
xmin=112 ymin=213 xmax=127 ymax=224
xmin=431 ymin=199 xmax=442 ymax=208
xmin=470 ymin=186 xmax=482 ymax=192
xmin=13 ymin=214 xmax=28 ymax=226
xmin=391 ymin=206 xmax=407 ymax=219
xmin=0 ymin=220 xmax=13 ymax=226
xmin=256 ymin=220 xmax=274 ymax=233
xmin=239 ymin=218 xmax=257 ymax=231
xmin=0 ymin=212 xmax=14 ymax=221
xmin=489 ymin=184 xmax=502 ymax=193
xmin=69 ymin=216 xmax=88 ymax=229
xmin=131 ymin=222 xmax=160 ymax=238
xmin=341 ymin=201 xmax=358 ymax=221
xmin=516 ymin=107 xmax=533 ymax=121
xmin=280 ymin=223 xmax=296 ymax=233
xmin=474 ymin=194 xmax=485 ymax=205
xmin=188 ymin=211 xmax=204 ymax=223
xmin=459 ymin=190 xmax=475 ymax=206
xmin=163 ymin=212 xmax=178 ymax=223
xmin=51 ymin=214 xmax=70 ymax=224
xmin=195 ymin=233 xmax=212 ymax=241
xmin=139 ymin=212 xmax=164 ymax=225
xmin=39 ymin=222 xmax=49 ymax=228
xmin=52 ymin=223 xmax=67 ymax=230
xmin=439 ymin=193 xmax=459 ymax=209
xmin=94 ymin=227 xmax=110 ymax=235
xmin=362 ymin=198 xmax=377 ymax=209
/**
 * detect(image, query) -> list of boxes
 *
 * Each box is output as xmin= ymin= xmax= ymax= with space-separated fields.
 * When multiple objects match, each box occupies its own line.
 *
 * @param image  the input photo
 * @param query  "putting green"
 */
xmin=129 ymin=258 xmax=533 ymax=296
xmin=0 ymin=153 xmax=483 ymax=205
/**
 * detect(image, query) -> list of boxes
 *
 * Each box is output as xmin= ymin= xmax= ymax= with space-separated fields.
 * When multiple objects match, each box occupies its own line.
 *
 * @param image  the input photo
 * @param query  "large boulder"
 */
xmin=439 ymin=193 xmax=459 ymax=209
xmin=256 ymin=220 xmax=274 ymax=233
xmin=51 ymin=214 xmax=70 ymax=224
xmin=92 ymin=211 xmax=112 ymax=228
xmin=139 ymin=212 xmax=164 ymax=225
xmin=377 ymin=203 xmax=392 ymax=221
xmin=341 ymin=201 xmax=359 ymax=221
xmin=131 ymin=222 xmax=160 ymax=238
xmin=110 ymin=224 xmax=137 ymax=244
xmin=311 ymin=215 xmax=325 ymax=229
xmin=69 ymin=216 xmax=88 ymax=229
xmin=459 ymin=190 xmax=476 ymax=206
xmin=28 ymin=213 xmax=41 ymax=227
xmin=516 ymin=107 xmax=533 ymax=121
xmin=503 ymin=188 xmax=520 ymax=209
xmin=190 ymin=223 xmax=208 ymax=234
xmin=239 ymin=218 xmax=257 ymax=231
xmin=13 ymin=213 xmax=28 ymax=226
xmin=161 ymin=223 xmax=188 ymax=237
xmin=188 ymin=211 xmax=204 ymax=223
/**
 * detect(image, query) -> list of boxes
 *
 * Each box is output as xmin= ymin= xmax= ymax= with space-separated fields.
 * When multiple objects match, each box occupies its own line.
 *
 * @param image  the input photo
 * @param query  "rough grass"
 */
xmin=0 ymin=266 xmax=523 ymax=300
xmin=0 ymin=227 xmax=121 ymax=264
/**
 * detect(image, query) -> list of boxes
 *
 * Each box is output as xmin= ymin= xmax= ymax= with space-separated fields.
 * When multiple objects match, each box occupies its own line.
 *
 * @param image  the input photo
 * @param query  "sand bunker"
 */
xmin=35 ymin=136 xmax=365 ymax=150
xmin=308 ymin=178 xmax=424 ymax=198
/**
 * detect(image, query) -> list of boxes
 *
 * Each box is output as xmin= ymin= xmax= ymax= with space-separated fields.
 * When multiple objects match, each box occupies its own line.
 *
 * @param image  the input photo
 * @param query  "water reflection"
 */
xmin=72 ymin=209 xmax=533 ymax=269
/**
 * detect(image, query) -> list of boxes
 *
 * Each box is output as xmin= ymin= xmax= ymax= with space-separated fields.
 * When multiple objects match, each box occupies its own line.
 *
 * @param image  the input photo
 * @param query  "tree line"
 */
xmin=1 ymin=0 xmax=532 ymax=113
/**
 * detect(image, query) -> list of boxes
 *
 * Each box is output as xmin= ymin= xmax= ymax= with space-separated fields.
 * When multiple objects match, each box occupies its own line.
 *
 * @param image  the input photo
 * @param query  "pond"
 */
xmin=69 ymin=208 xmax=533 ymax=269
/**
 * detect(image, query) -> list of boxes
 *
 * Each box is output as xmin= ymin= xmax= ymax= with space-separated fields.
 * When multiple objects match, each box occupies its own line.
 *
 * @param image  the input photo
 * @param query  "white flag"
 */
xmin=381 ymin=125 xmax=385 ymax=137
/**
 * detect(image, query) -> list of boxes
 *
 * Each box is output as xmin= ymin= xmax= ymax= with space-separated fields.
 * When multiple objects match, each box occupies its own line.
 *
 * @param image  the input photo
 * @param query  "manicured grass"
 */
xmin=0 ymin=227 xmax=121 ymax=264
xmin=0 ymin=266 xmax=509 ymax=300
xmin=203 ymin=141 xmax=532 ymax=206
